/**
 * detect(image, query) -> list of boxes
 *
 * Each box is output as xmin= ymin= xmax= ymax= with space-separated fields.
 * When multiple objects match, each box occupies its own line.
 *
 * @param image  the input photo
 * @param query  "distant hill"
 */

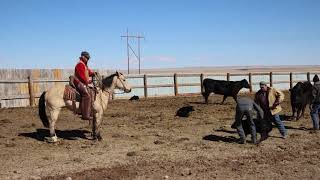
xmin=119 ymin=65 xmax=320 ymax=75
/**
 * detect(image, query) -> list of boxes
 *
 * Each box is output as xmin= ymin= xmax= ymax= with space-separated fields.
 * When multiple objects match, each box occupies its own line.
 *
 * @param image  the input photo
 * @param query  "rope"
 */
xmin=113 ymin=91 xmax=126 ymax=95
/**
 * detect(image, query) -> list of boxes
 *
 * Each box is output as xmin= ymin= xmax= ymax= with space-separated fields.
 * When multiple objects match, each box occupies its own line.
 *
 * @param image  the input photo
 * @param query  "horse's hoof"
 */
xmin=45 ymin=136 xmax=58 ymax=143
xmin=97 ymin=135 xmax=103 ymax=141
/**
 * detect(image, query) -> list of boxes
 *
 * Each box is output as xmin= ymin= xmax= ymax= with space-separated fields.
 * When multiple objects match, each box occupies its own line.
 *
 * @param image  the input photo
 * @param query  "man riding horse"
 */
xmin=74 ymin=51 xmax=96 ymax=120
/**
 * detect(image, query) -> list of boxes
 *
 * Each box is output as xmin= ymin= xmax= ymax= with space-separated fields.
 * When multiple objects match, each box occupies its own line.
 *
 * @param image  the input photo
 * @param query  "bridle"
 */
xmin=92 ymin=73 xmax=130 ymax=109
xmin=114 ymin=74 xmax=129 ymax=94
xmin=94 ymin=73 xmax=129 ymax=95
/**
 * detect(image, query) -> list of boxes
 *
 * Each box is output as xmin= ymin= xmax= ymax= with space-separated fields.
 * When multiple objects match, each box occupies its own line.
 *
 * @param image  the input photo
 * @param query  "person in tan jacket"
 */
xmin=254 ymin=81 xmax=287 ymax=139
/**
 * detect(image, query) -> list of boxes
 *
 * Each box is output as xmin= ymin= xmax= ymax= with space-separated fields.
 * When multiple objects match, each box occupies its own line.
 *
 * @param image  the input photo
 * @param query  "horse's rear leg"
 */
xmin=47 ymin=108 xmax=61 ymax=143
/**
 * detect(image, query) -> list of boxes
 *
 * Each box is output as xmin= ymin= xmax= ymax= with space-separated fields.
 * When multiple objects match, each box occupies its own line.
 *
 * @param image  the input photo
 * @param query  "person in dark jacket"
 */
xmin=233 ymin=97 xmax=264 ymax=144
xmin=310 ymin=74 xmax=320 ymax=130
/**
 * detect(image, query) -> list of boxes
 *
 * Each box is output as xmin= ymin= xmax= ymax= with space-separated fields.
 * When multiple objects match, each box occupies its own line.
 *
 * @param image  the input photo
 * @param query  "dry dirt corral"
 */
xmin=1 ymin=92 xmax=320 ymax=180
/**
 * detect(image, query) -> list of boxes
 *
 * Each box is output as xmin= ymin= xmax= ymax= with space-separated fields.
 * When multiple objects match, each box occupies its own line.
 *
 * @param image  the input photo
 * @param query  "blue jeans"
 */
xmin=310 ymin=104 xmax=320 ymax=130
xmin=272 ymin=113 xmax=287 ymax=137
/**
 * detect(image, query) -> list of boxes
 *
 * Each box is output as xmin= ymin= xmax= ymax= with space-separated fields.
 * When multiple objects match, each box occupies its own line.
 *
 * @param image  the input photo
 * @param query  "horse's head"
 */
xmin=114 ymin=71 xmax=131 ymax=93
xmin=102 ymin=71 xmax=131 ymax=93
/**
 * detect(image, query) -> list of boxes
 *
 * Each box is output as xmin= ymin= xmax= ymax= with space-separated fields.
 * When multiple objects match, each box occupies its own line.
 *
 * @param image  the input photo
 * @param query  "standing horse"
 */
xmin=38 ymin=72 xmax=131 ymax=143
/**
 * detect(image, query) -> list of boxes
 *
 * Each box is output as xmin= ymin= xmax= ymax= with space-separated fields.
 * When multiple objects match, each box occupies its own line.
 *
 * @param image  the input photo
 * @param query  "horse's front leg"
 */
xmin=92 ymin=110 xmax=103 ymax=141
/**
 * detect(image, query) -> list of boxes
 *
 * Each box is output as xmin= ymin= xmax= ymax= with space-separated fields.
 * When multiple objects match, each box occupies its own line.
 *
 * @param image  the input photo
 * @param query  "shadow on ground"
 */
xmin=215 ymin=129 xmax=237 ymax=134
xmin=18 ymin=128 xmax=90 ymax=141
xmin=203 ymin=134 xmax=238 ymax=143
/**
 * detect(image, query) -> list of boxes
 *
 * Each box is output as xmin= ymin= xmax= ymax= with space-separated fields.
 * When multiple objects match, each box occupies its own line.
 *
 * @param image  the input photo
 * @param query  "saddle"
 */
xmin=63 ymin=76 xmax=81 ymax=102
xmin=63 ymin=85 xmax=81 ymax=102
xmin=63 ymin=76 xmax=96 ymax=115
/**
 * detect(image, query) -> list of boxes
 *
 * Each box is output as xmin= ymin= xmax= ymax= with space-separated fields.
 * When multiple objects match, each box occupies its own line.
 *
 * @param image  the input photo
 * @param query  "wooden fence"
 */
xmin=126 ymin=72 xmax=316 ymax=97
xmin=0 ymin=71 xmax=319 ymax=108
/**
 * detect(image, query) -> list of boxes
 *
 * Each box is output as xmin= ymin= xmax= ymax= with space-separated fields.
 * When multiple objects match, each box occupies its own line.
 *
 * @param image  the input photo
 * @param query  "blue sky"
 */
xmin=0 ymin=0 xmax=319 ymax=69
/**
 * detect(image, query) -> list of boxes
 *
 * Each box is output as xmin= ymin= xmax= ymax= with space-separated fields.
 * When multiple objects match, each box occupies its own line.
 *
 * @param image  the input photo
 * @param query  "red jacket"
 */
xmin=74 ymin=58 xmax=94 ymax=86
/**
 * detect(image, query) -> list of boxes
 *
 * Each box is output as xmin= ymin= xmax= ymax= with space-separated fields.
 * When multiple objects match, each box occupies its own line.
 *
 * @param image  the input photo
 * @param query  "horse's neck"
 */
xmin=96 ymin=88 xmax=112 ymax=110
xmin=94 ymin=76 xmax=117 ymax=110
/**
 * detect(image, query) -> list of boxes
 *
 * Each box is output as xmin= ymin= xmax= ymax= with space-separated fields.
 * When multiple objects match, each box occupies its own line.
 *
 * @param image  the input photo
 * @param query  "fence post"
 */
xmin=227 ymin=73 xmax=230 ymax=81
xmin=144 ymin=74 xmax=148 ymax=98
xmin=200 ymin=73 xmax=204 ymax=94
xmin=289 ymin=72 xmax=293 ymax=89
xmin=28 ymin=76 xmax=35 ymax=107
xmin=269 ymin=72 xmax=273 ymax=87
xmin=307 ymin=72 xmax=310 ymax=82
xmin=249 ymin=73 xmax=252 ymax=93
xmin=174 ymin=73 xmax=178 ymax=96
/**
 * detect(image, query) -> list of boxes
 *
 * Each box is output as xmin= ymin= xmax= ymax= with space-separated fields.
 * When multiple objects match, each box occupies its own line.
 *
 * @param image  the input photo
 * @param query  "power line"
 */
xmin=121 ymin=28 xmax=145 ymax=74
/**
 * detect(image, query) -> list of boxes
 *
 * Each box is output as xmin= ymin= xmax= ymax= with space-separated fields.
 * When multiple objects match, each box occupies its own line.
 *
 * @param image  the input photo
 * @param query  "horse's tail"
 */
xmin=39 ymin=91 xmax=49 ymax=128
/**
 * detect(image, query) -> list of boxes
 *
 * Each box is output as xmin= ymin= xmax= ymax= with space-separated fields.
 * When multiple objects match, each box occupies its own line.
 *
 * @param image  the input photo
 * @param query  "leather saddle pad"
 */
xmin=63 ymin=85 xmax=81 ymax=102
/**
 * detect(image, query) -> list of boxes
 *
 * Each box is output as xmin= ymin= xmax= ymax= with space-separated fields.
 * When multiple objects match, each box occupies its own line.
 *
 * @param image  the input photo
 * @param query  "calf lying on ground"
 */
xmin=202 ymin=78 xmax=250 ymax=104
xmin=231 ymin=118 xmax=272 ymax=143
xmin=129 ymin=95 xmax=140 ymax=101
xmin=242 ymin=118 xmax=273 ymax=142
xmin=289 ymin=81 xmax=313 ymax=120
xmin=176 ymin=105 xmax=195 ymax=117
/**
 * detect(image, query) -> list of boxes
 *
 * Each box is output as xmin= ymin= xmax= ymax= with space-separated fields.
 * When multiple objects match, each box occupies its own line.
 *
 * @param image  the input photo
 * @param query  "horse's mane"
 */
xmin=102 ymin=73 xmax=117 ymax=88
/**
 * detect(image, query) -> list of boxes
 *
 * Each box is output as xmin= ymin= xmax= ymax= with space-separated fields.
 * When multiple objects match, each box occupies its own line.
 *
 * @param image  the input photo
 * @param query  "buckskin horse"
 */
xmin=38 ymin=72 xmax=132 ymax=143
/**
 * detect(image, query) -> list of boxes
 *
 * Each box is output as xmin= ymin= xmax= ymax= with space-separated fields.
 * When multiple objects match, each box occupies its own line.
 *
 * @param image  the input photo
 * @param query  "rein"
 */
xmin=95 ymin=73 xmax=128 ymax=95
xmin=114 ymin=75 xmax=128 ymax=94
xmin=113 ymin=91 xmax=126 ymax=95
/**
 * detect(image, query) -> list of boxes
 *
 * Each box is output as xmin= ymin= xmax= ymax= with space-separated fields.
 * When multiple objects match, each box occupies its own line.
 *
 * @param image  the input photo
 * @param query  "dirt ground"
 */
xmin=1 ymin=92 xmax=320 ymax=180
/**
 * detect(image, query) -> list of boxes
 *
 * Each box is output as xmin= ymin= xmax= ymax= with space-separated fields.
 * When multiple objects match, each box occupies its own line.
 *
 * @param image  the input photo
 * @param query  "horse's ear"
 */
xmin=116 ymin=71 xmax=119 ymax=76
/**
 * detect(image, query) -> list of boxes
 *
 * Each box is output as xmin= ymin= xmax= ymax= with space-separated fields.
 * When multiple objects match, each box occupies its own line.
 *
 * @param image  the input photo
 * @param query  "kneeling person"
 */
xmin=234 ymin=97 xmax=264 ymax=144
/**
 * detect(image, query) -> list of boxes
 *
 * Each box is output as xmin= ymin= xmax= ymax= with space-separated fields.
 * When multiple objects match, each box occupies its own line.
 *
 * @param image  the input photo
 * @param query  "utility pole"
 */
xmin=126 ymin=29 xmax=130 ymax=74
xmin=138 ymin=36 xmax=141 ymax=74
xmin=121 ymin=29 xmax=144 ymax=74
